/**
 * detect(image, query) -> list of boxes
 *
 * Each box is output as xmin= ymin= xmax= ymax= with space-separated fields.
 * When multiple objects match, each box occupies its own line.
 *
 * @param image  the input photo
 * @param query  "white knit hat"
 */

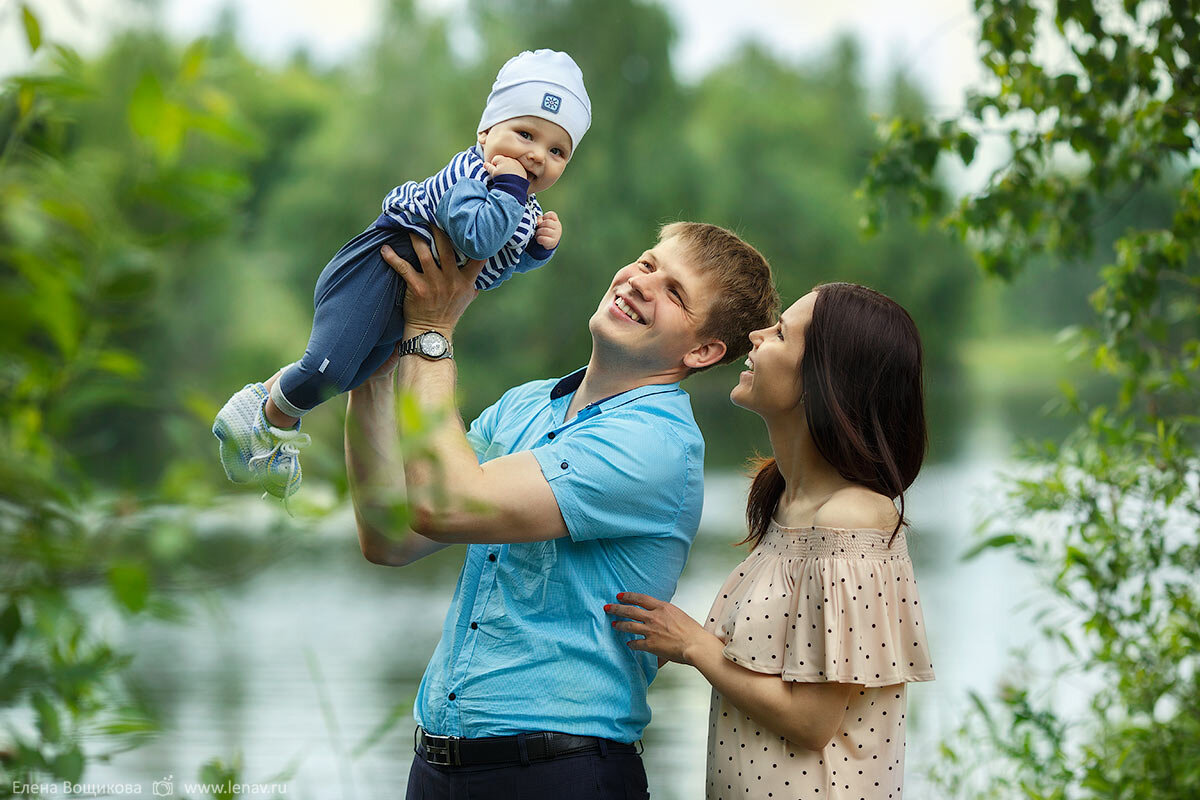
xmin=477 ymin=49 xmax=591 ymax=150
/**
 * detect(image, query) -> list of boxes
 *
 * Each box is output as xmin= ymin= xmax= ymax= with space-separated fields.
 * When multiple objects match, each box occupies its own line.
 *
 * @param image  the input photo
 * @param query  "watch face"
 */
xmin=420 ymin=333 xmax=447 ymax=357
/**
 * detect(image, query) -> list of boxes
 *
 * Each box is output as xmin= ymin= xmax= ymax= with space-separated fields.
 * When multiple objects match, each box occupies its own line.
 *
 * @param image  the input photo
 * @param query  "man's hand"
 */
xmin=534 ymin=211 xmax=561 ymax=250
xmin=481 ymin=154 xmax=527 ymax=181
xmin=380 ymin=228 xmax=485 ymax=336
xmin=361 ymin=343 xmax=401 ymax=387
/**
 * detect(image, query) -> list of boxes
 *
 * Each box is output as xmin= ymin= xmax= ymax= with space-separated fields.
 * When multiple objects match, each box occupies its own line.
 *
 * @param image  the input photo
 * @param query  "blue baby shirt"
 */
xmin=377 ymin=145 xmax=554 ymax=290
xmin=412 ymin=368 xmax=706 ymax=743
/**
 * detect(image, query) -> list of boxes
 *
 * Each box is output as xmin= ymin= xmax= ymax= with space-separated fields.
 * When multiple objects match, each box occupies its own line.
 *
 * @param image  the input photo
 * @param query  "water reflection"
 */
xmin=94 ymin=453 xmax=1039 ymax=799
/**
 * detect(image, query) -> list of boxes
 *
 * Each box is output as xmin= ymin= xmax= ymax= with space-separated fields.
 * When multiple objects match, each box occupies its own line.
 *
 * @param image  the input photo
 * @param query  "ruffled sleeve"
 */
xmin=704 ymin=524 xmax=935 ymax=688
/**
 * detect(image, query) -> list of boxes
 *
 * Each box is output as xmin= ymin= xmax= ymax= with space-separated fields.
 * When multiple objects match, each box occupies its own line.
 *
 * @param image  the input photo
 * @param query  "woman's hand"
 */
xmin=604 ymin=592 xmax=720 ymax=666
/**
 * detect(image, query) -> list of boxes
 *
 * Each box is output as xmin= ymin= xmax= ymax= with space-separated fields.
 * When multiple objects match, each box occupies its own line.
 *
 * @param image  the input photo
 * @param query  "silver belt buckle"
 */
xmin=420 ymin=729 xmax=460 ymax=766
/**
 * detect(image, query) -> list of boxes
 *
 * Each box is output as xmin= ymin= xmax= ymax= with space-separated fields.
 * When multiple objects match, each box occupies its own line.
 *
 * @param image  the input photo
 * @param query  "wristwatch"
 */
xmin=399 ymin=330 xmax=453 ymax=361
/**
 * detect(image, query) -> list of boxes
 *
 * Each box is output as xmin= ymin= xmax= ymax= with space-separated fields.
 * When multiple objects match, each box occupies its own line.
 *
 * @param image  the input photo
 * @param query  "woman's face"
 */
xmin=730 ymin=291 xmax=817 ymax=416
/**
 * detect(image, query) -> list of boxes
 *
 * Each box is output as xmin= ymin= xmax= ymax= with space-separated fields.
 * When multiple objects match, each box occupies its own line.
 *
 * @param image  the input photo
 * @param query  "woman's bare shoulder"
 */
xmin=812 ymin=486 xmax=899 ymax=530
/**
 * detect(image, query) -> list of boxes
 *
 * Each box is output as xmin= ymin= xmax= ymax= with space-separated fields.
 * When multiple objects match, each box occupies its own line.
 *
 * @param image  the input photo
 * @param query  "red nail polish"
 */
xmin=603 ymin=604 xmax=611 ymax=612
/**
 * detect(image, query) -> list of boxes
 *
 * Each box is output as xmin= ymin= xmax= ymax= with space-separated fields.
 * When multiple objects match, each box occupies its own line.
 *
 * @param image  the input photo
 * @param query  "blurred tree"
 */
xmin=0 ymin=9 xmax=297 ymax=790
xmin=684 ymin=39 xmax=977 ymax=462
xmin=864 ymin=0 xmax=1200 ymax=795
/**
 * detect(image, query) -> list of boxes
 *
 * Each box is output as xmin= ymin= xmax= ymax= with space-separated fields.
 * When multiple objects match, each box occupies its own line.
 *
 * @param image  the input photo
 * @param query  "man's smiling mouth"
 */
xmin=614 ymin=296 xmax=646 ymax=324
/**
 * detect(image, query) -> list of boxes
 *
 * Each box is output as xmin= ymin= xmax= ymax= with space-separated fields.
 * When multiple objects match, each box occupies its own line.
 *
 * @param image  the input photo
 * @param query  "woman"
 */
xmin=606 ymin=283 xmax=935 ymax=799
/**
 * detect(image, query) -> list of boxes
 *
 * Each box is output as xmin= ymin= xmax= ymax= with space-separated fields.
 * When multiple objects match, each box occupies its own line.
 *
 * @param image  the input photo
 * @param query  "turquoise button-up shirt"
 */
xmin=412 ymin=367 xmax=705 ymax=742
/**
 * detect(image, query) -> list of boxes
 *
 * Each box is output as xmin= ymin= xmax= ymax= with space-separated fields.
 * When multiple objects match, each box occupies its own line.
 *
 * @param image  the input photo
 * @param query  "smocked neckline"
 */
xmin=769 ymin=518 xmax=899 ymax=535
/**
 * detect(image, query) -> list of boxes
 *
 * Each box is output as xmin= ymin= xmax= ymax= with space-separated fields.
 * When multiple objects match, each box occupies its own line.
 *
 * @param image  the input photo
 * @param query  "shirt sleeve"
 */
xmin=465 ymin=397 xmax=504 ymax=463
xmin=517 ymin=197 xmax=553 ymax=271
xmin=433 ymin=176 xmax=528 ymax=262
xmin=513 ymin=246 xmax=554 ymax=274
xmin=530 ymin=414 xmax=691 ymax=542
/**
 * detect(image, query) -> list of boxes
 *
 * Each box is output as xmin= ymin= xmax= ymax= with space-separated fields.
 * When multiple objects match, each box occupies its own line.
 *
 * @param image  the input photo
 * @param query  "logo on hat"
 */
xmin=541 ymin=93 xmax=562 ymax=114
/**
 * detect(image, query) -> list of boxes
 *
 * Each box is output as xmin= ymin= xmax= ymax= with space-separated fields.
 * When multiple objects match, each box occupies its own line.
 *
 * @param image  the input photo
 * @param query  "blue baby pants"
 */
xmin=272 ymin=225 xmax=417 ymax=417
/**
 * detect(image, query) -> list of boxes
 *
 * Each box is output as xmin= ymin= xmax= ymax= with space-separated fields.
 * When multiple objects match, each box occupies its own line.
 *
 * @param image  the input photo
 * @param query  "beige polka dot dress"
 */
xmin=703 ymin=521 xmax=934 ymax=800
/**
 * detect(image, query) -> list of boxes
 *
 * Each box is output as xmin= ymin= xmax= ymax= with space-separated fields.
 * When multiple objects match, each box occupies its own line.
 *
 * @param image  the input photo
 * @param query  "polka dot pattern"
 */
xmin=702 ymin=522 xmax=934 ymax=799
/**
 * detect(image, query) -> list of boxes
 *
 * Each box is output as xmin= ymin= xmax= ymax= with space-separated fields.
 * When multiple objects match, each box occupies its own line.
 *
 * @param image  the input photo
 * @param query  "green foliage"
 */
xmin=864 ymin=0 xmax=1200 ymax=796
xmin=0 ymin=6 xmax=303 ymax=791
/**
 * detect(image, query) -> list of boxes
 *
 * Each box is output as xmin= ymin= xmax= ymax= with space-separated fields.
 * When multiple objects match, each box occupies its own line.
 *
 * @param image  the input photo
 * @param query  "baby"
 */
xmin=213 ymin=49 xmax=590 ymax=499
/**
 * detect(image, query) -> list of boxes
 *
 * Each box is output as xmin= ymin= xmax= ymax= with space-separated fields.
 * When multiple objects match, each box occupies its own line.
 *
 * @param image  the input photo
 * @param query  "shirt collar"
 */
xmin=550 ymin=366 xmax=682 ymax=410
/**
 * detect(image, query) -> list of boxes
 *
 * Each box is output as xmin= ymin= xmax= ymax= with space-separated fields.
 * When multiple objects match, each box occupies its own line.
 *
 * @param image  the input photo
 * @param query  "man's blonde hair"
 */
xmin=659 ymin=222 xmax=780 ymax=374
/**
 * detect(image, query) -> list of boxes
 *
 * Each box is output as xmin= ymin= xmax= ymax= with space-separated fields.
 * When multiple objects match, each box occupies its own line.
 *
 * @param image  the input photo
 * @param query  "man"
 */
xmin=344 ymin=221 xmax=778 ymax=799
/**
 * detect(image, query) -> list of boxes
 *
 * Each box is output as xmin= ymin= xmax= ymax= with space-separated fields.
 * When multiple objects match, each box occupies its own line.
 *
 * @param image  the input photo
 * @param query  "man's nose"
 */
xmin=628 ymin=272 xmax=656 ymax=299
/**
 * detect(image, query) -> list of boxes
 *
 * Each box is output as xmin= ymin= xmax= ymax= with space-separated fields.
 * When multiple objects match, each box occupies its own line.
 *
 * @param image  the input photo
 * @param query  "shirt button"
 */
xmin=560 ymin=461 xmax=569 ymax=470
xmin=487 ymin=553 xmax=497 ymax=562
xmin=547 ymin=431 xmax=556 ymax=439
xmin=448 ymin=692 xmax=456 ymax=701
xmin=470 ymin=622 xmax=478 ymax=630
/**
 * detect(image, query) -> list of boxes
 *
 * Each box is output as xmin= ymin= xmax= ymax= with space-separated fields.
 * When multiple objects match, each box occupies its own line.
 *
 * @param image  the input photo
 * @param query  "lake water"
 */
xmin=86 ymin=444 xmax=1048 ymax=799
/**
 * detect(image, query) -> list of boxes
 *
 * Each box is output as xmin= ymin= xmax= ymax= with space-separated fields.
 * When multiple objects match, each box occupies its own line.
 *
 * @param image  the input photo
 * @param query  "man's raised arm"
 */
xmin=344 ymin=362 xmax=447 ymax=566
xmin=380 ymin=230 xmax=568 ymax=545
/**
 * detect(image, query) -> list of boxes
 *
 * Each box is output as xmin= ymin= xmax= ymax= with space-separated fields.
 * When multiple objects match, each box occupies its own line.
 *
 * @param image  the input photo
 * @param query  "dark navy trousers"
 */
xmin=405 ymin=750 xmax=651 ymax=800
xmin=275 ymin=225 xmax=416 ymax=415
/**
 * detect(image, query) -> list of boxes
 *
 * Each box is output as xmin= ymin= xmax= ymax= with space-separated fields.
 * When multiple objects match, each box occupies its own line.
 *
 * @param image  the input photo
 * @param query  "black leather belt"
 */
xmin=415 ymin=726 xmax=640 ymax=767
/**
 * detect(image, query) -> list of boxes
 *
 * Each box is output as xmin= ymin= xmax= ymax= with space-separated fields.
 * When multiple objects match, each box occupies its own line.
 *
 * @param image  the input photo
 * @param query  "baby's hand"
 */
xmin=535 ymin=212 xmax=561 ymax=250
xmin=482 ymin=154 xmax=527 ymax=180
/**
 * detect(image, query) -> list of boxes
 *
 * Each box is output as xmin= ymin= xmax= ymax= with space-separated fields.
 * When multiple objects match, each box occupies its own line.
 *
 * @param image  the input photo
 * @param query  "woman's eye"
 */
xmin=776 ymin=328 xmax=784 ymax=340
xmin=639 ymin=260 xmax=653 ymax=271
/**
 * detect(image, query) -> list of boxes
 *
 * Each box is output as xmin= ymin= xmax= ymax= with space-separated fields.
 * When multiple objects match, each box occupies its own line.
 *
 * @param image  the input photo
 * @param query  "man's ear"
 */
xmin=683 ymin=339 xmax=727 ymax=371
xmin=476 ymin=129 xmax=488 ymax=146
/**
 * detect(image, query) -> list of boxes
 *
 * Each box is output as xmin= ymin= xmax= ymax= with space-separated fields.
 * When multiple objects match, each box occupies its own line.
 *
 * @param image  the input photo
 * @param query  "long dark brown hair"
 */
xmin=742 ymin=283 xmax=927 ymax=548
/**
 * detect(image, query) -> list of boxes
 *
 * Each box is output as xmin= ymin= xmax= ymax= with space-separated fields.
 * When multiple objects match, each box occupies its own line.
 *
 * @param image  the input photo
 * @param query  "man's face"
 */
xmin=589 ymin=236 xmax=721 ymax=371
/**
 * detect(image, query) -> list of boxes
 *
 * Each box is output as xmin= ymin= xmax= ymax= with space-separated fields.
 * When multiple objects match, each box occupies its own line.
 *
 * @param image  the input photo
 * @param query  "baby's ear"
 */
xmin=476 ymin=129 xmax=489 ymax=146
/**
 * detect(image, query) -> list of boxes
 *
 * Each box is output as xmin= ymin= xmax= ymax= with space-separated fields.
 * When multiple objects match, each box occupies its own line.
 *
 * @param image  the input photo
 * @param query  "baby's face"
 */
xmin=476 ymin=115 xmax=573 ymax=194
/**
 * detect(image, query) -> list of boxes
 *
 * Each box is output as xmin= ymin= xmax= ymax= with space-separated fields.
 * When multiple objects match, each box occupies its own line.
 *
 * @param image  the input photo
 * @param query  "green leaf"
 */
xmin=398 ymin=391 xmax=426 ymax=434
xmin=181 ymin=38 xmax=209 ymax=82
xmin=32 ymin=690 xmax=61 ymax=742
xmin=199 ymin=756 xmax=241 ymax=800
xmin=956 ymin=132 xmax=978 ymax=165
xmin=95 ymin=349 xmax=144 ymax=378
xmin=0 ymin=601 xmax=21 ymax=646
xmin=21 ymin=5 xmax=41 ymax=52
xmin=107 ymin=561 xmax=150 ymax=614
xmin=963 ymin=533 xmax=1022 ymax=560
xmin=129 ymin=72 xmax=165 ymax=139
xmin=17 ymin=85 xmax=35 ymax=117
xmin=128 ymin=71 xmax=186 ymax=163
xmin=52 ymin=745 xmax=84 ymax=783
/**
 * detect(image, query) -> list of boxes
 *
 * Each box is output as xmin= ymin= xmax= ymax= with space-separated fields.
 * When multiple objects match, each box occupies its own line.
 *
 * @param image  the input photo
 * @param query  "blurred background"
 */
xmin=3 ymin=0 xmax=1193 ymax=798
